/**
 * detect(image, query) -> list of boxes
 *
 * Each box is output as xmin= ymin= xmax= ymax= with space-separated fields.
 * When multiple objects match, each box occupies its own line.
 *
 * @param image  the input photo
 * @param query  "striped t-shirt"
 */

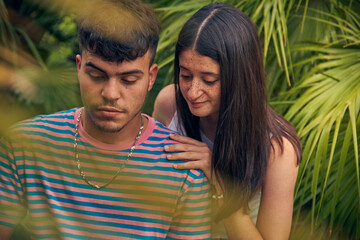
xmin=0 ymin=108 xmax=211 ymax=239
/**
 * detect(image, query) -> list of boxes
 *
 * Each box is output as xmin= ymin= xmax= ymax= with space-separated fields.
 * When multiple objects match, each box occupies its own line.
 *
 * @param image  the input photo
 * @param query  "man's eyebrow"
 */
xmin=84 ymin=62 xmax=144 ymax=76
xmin=117 ymin=70 xmax=144 ymax=76
xmin=179 ymin=65 xmax=219 ymax=76
xmin=85 ymin=62 xmax=106 ymax=73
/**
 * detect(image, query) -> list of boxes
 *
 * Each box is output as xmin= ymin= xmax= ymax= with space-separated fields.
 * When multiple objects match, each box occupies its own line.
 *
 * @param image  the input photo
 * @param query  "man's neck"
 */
xmin=82 ymin=111 xmax=146 ymax=145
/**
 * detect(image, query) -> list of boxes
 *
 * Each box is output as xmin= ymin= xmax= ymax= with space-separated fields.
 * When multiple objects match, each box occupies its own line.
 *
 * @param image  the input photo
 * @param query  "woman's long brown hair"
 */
xmin=174 ymin=3 xmax=302 ymax=220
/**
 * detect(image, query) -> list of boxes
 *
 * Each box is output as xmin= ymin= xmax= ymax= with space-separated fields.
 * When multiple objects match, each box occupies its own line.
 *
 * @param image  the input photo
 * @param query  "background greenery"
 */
xmin=0 ymin=0 xmax=359 ymax=239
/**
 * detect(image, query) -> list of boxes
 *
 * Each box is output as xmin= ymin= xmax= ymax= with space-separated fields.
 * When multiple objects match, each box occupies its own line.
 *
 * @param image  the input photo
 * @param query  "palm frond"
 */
xmin=286 ymin=43 xmax=360 ymax=238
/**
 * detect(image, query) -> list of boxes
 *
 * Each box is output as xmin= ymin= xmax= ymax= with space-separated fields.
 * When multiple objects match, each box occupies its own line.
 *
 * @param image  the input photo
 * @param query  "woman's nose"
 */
xmin=186 ymin=79 xmax=203 ymax=100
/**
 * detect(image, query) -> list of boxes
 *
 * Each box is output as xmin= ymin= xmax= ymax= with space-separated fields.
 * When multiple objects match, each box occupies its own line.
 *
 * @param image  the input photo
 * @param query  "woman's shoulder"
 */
xmin=152 ymin=84 xmax=176 ymax=126
xmin=267 ymin=106 xmax=302 ymax=164
xmin=268 ymin=136 xmax=299 ymax=176
xmin=272 ymin=136 xmax=297 ymax=159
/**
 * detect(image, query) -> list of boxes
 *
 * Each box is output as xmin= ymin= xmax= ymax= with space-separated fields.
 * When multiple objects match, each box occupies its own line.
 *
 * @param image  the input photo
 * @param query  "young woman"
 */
xmin=153 ymin=3 xmax=302 ymax=239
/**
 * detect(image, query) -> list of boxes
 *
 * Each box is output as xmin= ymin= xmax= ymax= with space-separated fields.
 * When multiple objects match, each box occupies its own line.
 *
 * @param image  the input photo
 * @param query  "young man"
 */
xmin=0 ymin=1 xmax=211 ymax=239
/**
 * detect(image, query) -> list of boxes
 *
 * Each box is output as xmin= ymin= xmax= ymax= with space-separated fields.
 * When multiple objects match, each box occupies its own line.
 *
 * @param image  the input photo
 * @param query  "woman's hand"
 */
xmin=164 ymin=134 xmax=212 ymax=179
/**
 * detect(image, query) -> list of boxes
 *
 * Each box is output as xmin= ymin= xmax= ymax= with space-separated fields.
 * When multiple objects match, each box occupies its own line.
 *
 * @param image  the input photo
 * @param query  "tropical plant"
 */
xmin=285 ymin=3 xmax=360 ymax=239
xmin=0 ymin=0 xmax=359 ymax=239
xmin=0 ymin=0 xmax=80 ymax=135
xmin=152 ymin=1 xmax=360 ymax=239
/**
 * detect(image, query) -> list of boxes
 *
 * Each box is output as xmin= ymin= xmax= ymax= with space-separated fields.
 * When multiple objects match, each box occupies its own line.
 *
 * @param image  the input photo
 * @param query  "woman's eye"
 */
xmin=204 ymin=80 xmax=217 ymax=85
xmin=203 ymin=78 xmax=218 ymax=85
xmin=180 ymin=74 xmax=191 ymax=80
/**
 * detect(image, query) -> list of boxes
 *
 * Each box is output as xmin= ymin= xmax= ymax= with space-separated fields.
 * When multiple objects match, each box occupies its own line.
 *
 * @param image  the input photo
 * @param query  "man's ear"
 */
xmin=76 ymin=54 xmax=82 ymax=72
xmin=148 ymin=64 xmax=158 ymax=92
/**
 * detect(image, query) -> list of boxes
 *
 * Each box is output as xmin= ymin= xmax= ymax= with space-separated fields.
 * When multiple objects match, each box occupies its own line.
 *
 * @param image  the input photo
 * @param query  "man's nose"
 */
xmin=101 ymin=78 xmax=121 ymax=101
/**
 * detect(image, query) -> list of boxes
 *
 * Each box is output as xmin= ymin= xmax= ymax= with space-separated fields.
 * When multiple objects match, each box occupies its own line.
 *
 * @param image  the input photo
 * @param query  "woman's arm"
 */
xmin=152 ymin=84 xmax=176 ymax=126
xmin=223 ymin=137 xmax=299 ymax=240
xmin=0 ymin=225 xmax=14 ymax=240
xmin=166 ymin=135 xmax=299 ymax=240
xmin=256 ymin=137 xmax=299 ymax=239
xmin=222 ymin=208 xmax=263 ymax=239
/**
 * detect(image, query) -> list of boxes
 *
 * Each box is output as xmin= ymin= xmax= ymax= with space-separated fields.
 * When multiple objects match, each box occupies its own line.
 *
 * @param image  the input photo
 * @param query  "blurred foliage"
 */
xmin=0 ymin=0 xmax=80 ymax=135
xmin=0 ymin=0 xmax=359 ymax=239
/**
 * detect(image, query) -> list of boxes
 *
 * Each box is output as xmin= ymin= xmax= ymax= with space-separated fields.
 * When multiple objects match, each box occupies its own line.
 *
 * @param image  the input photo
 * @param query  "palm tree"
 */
xmin=1 ymin=0 xmax=359 ymax=239
xmin=285 ymin=3 xmax=360 ymax=238
xmin=152 ymin=1 xmax=360 ymax=239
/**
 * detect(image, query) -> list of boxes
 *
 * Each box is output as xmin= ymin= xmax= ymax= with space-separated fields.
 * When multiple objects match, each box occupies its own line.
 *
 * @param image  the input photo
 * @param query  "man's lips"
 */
xmin=96 ymin=107 xmax=124 ymax=117
xmin=98 ymin=107 xmax=121 ymax=112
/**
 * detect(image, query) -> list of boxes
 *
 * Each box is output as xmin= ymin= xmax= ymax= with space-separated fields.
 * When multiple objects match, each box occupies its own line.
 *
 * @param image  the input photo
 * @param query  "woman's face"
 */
xmin=178 ymin=49 xmax=221 ymax=120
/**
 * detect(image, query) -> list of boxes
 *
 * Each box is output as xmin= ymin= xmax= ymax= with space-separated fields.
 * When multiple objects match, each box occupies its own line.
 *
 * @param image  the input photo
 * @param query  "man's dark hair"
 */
xmin=77 ymin=0 xmax=161 ymax=64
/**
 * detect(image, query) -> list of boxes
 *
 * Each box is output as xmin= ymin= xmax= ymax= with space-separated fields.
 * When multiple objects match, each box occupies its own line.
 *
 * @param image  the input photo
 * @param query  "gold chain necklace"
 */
xmin=73 ymin=109 xmax=144 ymax=189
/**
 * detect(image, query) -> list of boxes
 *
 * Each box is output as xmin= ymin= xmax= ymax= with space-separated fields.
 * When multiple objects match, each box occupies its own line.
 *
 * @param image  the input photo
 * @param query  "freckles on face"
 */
xmin=178 ymin=49 xmax=221 ymax=119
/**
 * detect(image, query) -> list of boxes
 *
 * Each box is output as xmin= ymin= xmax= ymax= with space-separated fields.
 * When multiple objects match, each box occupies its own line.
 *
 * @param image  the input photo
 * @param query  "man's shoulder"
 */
xmin=15 ymin=108 xmax=76 ymax=125
xmin=147 ymin=116 xmax=179 ymax=138
xmin=7 ymin=108 xmax=78 ymax=137
xmin=141 ymin=116 xmax=209 ymax=182
xmin=141 ymin=116 xmax=180 ymax=152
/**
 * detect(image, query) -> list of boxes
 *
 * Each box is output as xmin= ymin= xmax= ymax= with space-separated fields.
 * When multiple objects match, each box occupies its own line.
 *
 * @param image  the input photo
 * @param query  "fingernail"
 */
xmin=167 ymin=154 xmax=172 ymax=159
xmin=164 ymin=146 xmax=169 ymax=151
xmin=173 ymin=164 xmax=177 ymax=169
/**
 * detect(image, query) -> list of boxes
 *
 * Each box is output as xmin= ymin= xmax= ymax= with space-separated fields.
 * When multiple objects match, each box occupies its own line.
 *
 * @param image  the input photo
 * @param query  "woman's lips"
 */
xmin=189 ymin=101 xmax=206 ymax=108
